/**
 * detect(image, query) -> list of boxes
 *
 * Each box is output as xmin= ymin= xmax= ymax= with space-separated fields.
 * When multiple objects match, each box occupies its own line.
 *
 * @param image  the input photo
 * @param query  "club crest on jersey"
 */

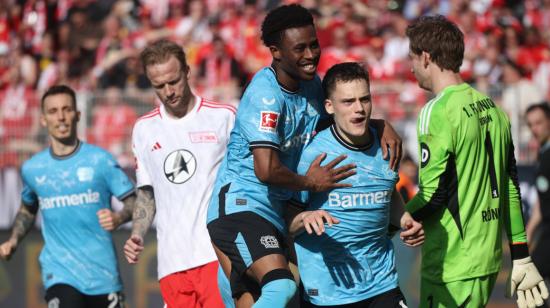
xmin=420 ymin=142 xmax=430 ymax=168
xmin=163 ymin=149 xmax=197 ymax=184
xmin=259 ymin=111 xmax=279 ymax=133
xmin=77 ymin=167 xmax=94 ymax=182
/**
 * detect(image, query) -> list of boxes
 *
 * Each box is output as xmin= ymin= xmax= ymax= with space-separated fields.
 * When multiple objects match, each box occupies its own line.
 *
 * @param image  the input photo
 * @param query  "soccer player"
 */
xmin=0 ymin=85 xmax=135 ymax=307
xmin=525 ymin=103 xmax=550 ymax=285
xmin=288 ymin=62 xmax=424 ymax=308
xmin=122 ymin=40 xmax=235 ymax=308
xmin=405 ymin=15 xmax=548 ymax=308
xmin=206 ymin=4 xmax=402 ymax=308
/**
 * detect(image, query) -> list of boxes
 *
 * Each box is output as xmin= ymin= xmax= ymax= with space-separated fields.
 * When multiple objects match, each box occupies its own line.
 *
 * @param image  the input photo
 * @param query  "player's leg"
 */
xmin=247 ymin=253 xmax=296 ymax=308
xmin=159 ymin=271 xmax=198 ymax=308
xmin=191 ymin=260 xmax=226 ymax=308
xmin=45 ymin=284 xmax=85 ymax=308
xmin=84 ymin=291 xmax=125 ymax=308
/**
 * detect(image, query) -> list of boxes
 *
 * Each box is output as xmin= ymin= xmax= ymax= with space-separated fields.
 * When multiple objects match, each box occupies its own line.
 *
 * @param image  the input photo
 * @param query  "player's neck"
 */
xmin=50 ymin=136 xmax=80 ymax=157
xmin=271 ymin=64 xmax=299 ymax=92
xmin=166 ymin=92 xmax=196 ymax=119
xmin=431 ymin=71 xmax=463 ymax=95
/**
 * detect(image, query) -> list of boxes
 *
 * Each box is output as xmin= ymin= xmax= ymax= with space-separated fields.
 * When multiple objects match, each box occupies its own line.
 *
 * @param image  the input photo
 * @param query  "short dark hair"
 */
xmin=140 ymin=39 xmax=188 ymax=73
xmin=526 ymin=102 xmax=550 ymax=119
xmin=261 ymin=4 xmax=314 ymax=47
xmin=322 ymin=62 xmax=370 ymax=98
xmin=41 ymin=85 xmax=77 ymax=111
xmin=406 ymin=15 xmax=464 ymax=73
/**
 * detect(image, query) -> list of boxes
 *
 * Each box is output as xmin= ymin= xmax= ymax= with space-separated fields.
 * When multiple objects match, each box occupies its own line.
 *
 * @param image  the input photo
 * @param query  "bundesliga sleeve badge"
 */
xmin=259 ymin=111 xmax=279 ymax=133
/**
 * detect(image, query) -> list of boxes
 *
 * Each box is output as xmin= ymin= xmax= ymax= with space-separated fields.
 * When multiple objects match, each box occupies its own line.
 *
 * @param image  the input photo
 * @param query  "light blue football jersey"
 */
xmin=207 ymin=67 xmax=327 ymax=233
xmin=295 ymin=125 xmax=400 ymax=305
xmin=20 ymin=141 xmax=134 ymax=295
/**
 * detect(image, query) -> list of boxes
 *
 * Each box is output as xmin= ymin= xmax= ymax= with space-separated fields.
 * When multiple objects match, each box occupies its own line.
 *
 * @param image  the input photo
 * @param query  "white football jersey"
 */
xmin=132 ymin=95 xmax=236 ymax=279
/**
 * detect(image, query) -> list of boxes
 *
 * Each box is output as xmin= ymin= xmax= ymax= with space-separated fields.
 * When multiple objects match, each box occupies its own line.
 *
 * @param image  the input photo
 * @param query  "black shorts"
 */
xmin=45 ymin=284 xmax=124 ymax=308
xmin=301 ymin=287 xmax=407 ymax=308
xmin=207 ymin=211 xmax=287 ymax=298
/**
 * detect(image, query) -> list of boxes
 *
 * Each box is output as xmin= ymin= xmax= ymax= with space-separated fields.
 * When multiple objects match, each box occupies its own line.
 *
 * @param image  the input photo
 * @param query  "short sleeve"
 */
xmin=102 ymin=152 xmax=135 ymax=199
xmin=240 ymin=89 xmax=284 ymax=151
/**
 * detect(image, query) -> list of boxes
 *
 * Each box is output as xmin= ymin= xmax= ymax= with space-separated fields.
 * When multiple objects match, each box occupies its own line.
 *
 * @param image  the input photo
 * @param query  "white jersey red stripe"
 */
xmin=137 ymin=107 xmax=161 ymax=121
xmin=198 ymin=98 xmax=237 ymax=114
xmin=132 ymin=95 xmax=235 ymax=279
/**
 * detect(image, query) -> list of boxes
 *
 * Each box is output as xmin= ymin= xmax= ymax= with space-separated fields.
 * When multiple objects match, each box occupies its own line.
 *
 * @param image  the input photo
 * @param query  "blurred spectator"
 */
xmin=88 ymin=86 xmax=137 ymax=167
xmin=501 ymin=58 xmax=544 ymax=161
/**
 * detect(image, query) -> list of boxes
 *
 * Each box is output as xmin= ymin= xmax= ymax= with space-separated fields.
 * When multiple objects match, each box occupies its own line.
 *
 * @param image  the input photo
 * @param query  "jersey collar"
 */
xmin=159 ymin=95 xmax=200 ymax=123
xmin=267 ymin=66 xmax=299 ymax=94
xmin=330 ymin=125 xmax=374 ymax=152
xmin=50 ymin=139 xmax=82 ymax=160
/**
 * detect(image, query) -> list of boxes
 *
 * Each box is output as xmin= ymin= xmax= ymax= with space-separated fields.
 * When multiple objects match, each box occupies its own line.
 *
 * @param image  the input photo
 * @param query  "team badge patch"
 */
xmin=260 ymin=235 xmax=280 ymax=248
xmin=163 ymin=149 xmax=197 ymax=184
xmin=420 ymin=142 xmax=430 ymax=168
xmin=77 ymin=167 xmax=94 ymax=182
xmin=259 ymin=111 xmax=279 ymax=132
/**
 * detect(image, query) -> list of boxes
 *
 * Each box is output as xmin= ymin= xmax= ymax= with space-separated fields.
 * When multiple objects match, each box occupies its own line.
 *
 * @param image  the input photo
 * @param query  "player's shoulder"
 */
xmin=242 ymin=67 xmax=283 ymax=100
xmin=22 ymin=148 xmax=50 ymax=172
xmin=135 ymin=107 xmax=162 ymax=126
xmin=302 ymin=127 xmax=333 ymax=155
xmin=197 ymin=97 xmax=237 ymax=116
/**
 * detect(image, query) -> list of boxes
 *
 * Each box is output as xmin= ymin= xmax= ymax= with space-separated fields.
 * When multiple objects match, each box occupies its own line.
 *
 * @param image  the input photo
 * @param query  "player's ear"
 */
xmin=39 ymin=113 xmax=47 ymax=128
xmin=184 ymin=65 xmax=191 ymax=79
xmin=324 ymin=98 xmax=335 ymax=115
xmin=270 ymin=45 xmax=281 ymax=61
xmin=422 ymin=51 xmax=431 ymax=68
xmin=76 ymin=110 xmax=81 ymax=123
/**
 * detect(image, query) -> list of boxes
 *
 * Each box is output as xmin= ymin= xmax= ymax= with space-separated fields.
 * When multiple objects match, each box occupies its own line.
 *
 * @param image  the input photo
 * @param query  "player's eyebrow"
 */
xmin=340 ymin=94 xmax=371 ymax=103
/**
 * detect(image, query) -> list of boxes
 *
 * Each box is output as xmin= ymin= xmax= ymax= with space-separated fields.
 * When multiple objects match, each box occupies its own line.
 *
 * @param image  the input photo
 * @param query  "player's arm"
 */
xmin=97 ymin=193 xmax=137 ymax=231
xmin=0 ymin=202 xmax=38 ymax=260
xmin=388 ymin=189 xmax=424 ymax=246
xmin=253 ymin=148 xmax=355 ymax=192
xmin=370 ymin=119 xmax=403 ymax=170
xmin=286 ymin=199 xmax=339 ymax=237
xmin=124 ymin=186 xmax=155 ymax=264
xmin=503 ymin=139 xmax=549 ymax=307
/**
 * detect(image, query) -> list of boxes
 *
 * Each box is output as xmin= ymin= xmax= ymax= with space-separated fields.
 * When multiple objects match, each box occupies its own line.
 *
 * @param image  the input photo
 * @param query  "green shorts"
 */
xmin=419 ymin=273 xmax=498 ymax=308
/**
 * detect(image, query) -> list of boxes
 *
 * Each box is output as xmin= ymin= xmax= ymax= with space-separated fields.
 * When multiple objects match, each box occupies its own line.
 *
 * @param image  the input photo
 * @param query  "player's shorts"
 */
xmin=45 ymin=284 xmax=124 ymax=308
xmin=419 ymin=273 xmax=497 ymax=308
xmin=207 ymin=211 xmax=287 ymax=298
xmin=159 ymin=261 xmax=225 ymax=308
xmin=301 ymin=287 xmax=407 ymax=308
xmin=532 ymin=226 xmax=550 ymax=278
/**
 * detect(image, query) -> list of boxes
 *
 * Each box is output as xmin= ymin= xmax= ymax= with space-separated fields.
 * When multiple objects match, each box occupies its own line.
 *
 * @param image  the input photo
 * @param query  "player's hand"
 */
xmin=306 ymin=153 xmax=356 ymax=192
xmin=97 ymin=209 xmax=121 ymax=231
xmin=301 ymin=210 xmax=340 ymax=236
xmin=376 ymin=120 xmax=402 ymax=170
xmin=124 ymin=234 xmax=144 ymax=264
xmin=506 ymin=256 xmax=549 ymax=308
xmin=0 ymin=239 xmax=17 ymax=261
xmin=399 ymin=212 xmax=424 ymax=247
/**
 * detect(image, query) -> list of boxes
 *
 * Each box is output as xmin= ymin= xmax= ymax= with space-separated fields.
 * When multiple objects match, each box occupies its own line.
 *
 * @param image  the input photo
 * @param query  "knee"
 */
xmin=260 ymin=269 xmax=297 ymax=302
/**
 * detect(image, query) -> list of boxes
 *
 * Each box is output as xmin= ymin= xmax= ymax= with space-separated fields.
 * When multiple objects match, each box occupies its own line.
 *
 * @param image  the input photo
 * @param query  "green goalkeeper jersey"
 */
xmin=406 ymin=83 xmax=526 ymax=283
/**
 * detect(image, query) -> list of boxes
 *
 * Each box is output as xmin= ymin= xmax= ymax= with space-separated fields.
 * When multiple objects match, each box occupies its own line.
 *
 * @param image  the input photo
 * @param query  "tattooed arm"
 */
xmin=0 ymin=203 xmax=38 ymax=260
xmin=123 ymin=186 xmax=155 ymax=264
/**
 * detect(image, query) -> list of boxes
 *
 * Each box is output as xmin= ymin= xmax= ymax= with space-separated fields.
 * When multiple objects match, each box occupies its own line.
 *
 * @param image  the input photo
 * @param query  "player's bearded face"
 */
xmin=275 ymin=25 xmax=321 ymax=82
xmin=41 ymin=93 xmax=80 ymax=143
xmin=146 ymin=55 xmax=191 ymax=117
xmin=325 ymin=79 xmax=372 ymax=145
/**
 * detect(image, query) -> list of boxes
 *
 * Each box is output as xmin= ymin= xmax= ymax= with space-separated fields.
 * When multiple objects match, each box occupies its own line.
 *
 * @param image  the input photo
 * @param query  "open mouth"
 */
xmin=300 ymin=63 xmax=317 ymax=74
xmin=351 ymin=117 xmax=366 ymax=125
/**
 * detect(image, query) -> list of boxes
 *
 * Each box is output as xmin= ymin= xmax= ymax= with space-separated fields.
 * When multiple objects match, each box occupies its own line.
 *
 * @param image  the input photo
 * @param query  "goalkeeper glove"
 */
xmin=506 ymin=256 xmax=549 ymax=308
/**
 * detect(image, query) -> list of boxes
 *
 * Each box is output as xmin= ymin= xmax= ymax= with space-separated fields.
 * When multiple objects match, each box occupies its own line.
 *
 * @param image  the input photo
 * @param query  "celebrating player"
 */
xmin=405 ymin=15 xmax=548 ymax=308
xmin=288 ymin=62 xmax=423 ymax=308
xmin=0 ymin=85 xmax=135 ymax=307
xmin=122 ymin=40 xmax=234 ymax=308
xmin=206 ymin=4 xmax=402 ymax=307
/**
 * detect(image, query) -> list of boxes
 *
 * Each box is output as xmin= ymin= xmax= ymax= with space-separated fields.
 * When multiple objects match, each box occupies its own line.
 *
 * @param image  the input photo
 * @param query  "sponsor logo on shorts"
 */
xmin=163 ymin=149 xmax=197 ymax=184
xmin=260 ymin=235 xmax=279 ymax=249
xmin=77 ymin=167 xmax=94 ymax=182
xmin=420 ymin=142 xmax=430 ymax=168
xmin=48 ymin=297 xmax=60 ymax=308
xmin=399 ymin=300 xmax=408 ymax=308
xmin=259 ymin=111 xmax=279 ymax=133
xmin=189 ymin=131 xmax=219 ymax=143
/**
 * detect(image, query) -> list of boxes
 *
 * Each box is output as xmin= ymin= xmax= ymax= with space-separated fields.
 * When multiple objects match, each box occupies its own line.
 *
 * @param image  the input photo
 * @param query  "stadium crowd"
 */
xmin=0 ymin=0 xmax=549 ymax=220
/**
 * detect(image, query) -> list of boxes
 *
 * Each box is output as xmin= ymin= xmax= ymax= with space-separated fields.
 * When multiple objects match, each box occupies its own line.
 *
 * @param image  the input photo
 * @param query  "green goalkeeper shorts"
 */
xmin=419 ymin=273 xmax=498 ymax=308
